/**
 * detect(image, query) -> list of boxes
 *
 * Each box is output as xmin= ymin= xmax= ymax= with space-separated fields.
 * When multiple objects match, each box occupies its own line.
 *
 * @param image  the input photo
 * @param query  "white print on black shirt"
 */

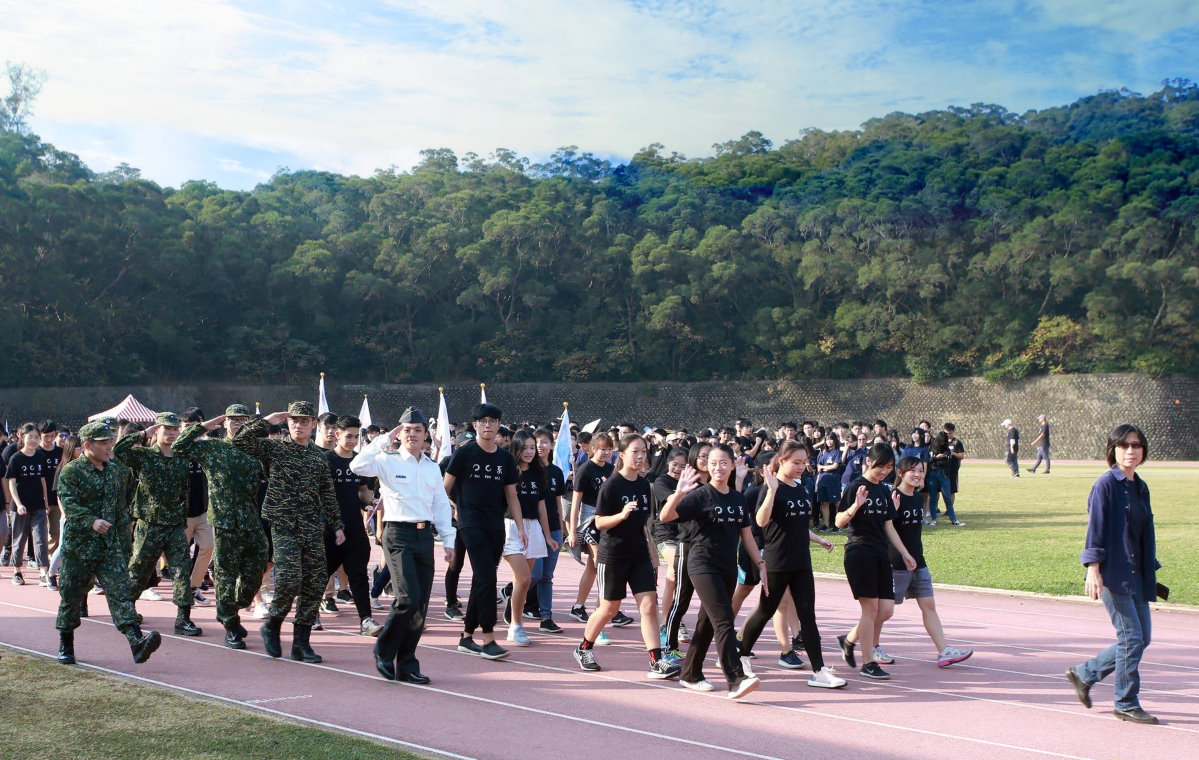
xmin=470 ymin=463 xmax=507 ymax=482
xmin=621 ymin=493 xmax=649 ymax=512
xmin=783 ymin=497 xmax=812 ymax=519
xmin=858 ymin=496 xmax=890 ymax=517
xmin=711 ymin=503 xmax=746 ymax=523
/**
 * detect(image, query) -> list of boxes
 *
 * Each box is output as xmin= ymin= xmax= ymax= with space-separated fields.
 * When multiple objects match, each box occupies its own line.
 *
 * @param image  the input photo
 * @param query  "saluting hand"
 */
xmin=265 ymin=412 xmax=289 ymax=425
xmin=142 ymin=424 xmax=160 ymax=442
xmin=203 ymin=415 xmax=227 ymax=431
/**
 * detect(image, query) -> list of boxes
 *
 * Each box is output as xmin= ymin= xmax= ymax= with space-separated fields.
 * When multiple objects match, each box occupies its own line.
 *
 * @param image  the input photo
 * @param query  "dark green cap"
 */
xmin=98 ymin=416 xmax=118 ymax=427
xmin=79 ymin=422 xmax=117 ymax=441
xmin=288 ymin=401 xmax=316 ymax=418
xmin=156 ymin=412 xmax=182 ymax=428
xmin=225 ymin=404 xmax=251 ymax=418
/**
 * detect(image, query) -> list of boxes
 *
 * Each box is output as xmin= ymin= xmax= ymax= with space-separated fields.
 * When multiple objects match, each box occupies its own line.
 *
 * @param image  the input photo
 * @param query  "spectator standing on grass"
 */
xmin=943 ymin=423 xmax=965 ymax=495
xmin=55 ymin=421 xmax=161 ymax=666
xmin=1002 ymin=419 xmax=1020 ymax=477
xmin=1066 ymin=424 xmax=1162 ymax=725
xmin=1028 ymin=414 xmax=1051 ymax=474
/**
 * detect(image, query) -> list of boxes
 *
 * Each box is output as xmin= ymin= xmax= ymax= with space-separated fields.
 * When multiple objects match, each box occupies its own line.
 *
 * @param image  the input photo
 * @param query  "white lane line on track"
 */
xmin=0 ymin=641 xmax=480 ymax=760
xmin=0 ymin=600 xmax=787 ymax=760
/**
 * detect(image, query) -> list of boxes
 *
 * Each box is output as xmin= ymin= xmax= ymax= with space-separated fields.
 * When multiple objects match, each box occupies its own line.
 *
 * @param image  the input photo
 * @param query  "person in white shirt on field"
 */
xmin=350 ymin=407 xmax=455 ymax=685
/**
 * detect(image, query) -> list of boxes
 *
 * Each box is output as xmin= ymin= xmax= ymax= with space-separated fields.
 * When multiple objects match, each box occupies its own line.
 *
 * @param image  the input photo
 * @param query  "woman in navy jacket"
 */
xmin=1066 ymin=424 xmax=1161 ymax=725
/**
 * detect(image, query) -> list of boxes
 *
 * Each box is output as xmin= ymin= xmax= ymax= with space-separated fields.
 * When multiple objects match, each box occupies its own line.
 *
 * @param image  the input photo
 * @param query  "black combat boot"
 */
xmin=230 ymin=616 xmax=249 ymax=639
xmin=290 ymin=623 xmax=322 ymax=663
xmin=126 ymin=625 xmax=162 ymax=664
xmin=57 ymin=630 xmax=76 ymax=665
xmin=224 ymin=622 xmax=247 ymax=650
xmin=174 ymin=605 xmax=202 ymax=636
xmin=261 ymin=616 xmax=284 ymax=658
xmin=79 ymin=596 xmax=89 ymax=618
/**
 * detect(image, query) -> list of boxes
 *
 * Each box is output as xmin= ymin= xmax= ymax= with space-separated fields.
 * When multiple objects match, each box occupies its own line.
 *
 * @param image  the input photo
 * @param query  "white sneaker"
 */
xmin=596 ymin=631 xmax=612 ymax=646
xmin=252 ymin=602 xmax=270 ymax=619
xmin=506 ymin=624 xmax=531 ymax=647
xmin=140 ymin=589 xmax=163 ymax=601
xmin=872 ymin=645 xmax=895 ymax=664
xmin=807 ymin=666 xmax=847 ymax=689
xmin=192 ymin=590 xmax=214 ymax=607
xmin=370 ymin=596 xmax=385 ymax=611
xmin=740 ymin=656 xmax=756 ymax=678
xmin=727 ymin=676 xmax=761 ymax=700
xmin=937 ymin=646 xmax=973 ymax=667
xmin=680 ymin=678 xmax=714 ymax=692
xmin=360 ymin=617 xmax=383 ymax=637
xmin=262 ymin=590 xmax=275 ymax=603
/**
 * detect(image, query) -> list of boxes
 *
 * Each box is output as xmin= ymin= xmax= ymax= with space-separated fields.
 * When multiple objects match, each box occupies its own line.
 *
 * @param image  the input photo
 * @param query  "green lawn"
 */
xmin=0 ymin=650 xmax=424 ymax=760
xmin=809 ymin=464 xmax=1199 ymax=605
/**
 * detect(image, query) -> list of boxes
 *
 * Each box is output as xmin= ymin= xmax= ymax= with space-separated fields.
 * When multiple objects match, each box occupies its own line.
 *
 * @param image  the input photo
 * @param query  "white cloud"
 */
xmin=0 ymin=0 xmax=1193 ymax=188
xmin=1029 ymin=0 xmax=1199 ymax=40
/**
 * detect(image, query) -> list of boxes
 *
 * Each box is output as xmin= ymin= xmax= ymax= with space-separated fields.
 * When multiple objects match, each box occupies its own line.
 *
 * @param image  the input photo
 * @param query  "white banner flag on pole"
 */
xmin=318 ymin=372 xmax=330 ymax=416
xmin=554 ymin=404 xmax=572 ymax=482
xmin=480 ymin=383 xmax=487 ymax=404
xmin=356 ymin=395 xmax=372 ymax=451
xmin=437 ymin=387 xmax=453 ymax=462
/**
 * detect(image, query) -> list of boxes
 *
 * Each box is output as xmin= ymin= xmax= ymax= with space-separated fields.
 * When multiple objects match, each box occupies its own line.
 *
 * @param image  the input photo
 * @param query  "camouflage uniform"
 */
xmin=172 ymin=408 xmax=269 ymax=629
xmin=232 ymin=403 xmax=343 ymax=626
xmin=55 ymin=440 xmax=139 ymax=634
xmin=115 ymin=413 xmax=194 ymax=609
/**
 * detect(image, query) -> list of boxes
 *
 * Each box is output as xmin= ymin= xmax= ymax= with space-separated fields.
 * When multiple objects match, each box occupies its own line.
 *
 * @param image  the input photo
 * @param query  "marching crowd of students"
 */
xmin=1 ymin=406 xmax=1163 ymax=720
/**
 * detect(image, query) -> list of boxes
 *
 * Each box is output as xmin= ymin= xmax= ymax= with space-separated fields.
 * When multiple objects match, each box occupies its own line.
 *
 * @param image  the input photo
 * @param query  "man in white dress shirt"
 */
xmin=351 ymin=407 xmax=455 ymax=683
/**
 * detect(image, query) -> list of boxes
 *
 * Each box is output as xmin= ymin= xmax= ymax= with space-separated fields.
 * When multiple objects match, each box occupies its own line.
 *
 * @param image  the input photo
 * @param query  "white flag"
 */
xmin=318 ymin=373 xmax=330 ymax=416
xmin=356 ymin=395 xmax=372 ymax=451
xmin=437 ymin=388 xmax=453 ymax=462
xmin=554 ymin=406 xmax=573 ymax=482
xmin=480 ymin=383 xmax=487 ymax=404
xmin=582 ymin=418 xmax=602 ymax=434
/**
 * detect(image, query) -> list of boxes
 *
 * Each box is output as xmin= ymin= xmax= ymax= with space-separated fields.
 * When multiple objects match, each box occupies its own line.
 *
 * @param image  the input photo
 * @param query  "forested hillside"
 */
xmin=1 ymin=81 xmax=1197 ymax=387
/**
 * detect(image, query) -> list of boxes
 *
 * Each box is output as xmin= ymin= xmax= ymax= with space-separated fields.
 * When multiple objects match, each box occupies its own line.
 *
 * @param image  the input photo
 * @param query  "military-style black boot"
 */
xmin=126 ymin=625 xmax=162 ymax=664
xmin=224 ymin=622 xmax=247 ymax=650
xmin=261 ymin=616 xmax=284 ymax=658
xmin=57 ymin=630 xmax=76 ymax=665
xmin=230 ymin=616 xmax=249 ymax=639
xmin=174 ymin=606 xmax=202 ymax=636
xmin=290 ymin=623 xmax=322 ymax=663
xmin=80 ymin=596 xmax=89 ymax=618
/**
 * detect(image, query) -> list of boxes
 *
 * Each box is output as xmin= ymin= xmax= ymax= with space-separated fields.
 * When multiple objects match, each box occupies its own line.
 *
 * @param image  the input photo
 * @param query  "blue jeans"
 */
xmin=532 ymin=529 xmax=562 ymax=620
xmin=926 ymin=469 xmax=957 ymax=522
xmin=1076 ymin=581 xmax=1152 ymax=710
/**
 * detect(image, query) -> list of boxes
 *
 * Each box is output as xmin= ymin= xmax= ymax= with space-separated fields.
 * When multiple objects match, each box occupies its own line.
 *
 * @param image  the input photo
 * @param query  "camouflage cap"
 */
xmin=79 ymin=421 xmax=117 ymax=442
xmin=225 ymin=403 xmax=252 ymax=418
xmin=156 ymin=412 xmax=182 ymax=428
xmin=287 ymin=400 xmax=316 ymax=418
xmin=99 ymin=416 xmax=118 ymax=427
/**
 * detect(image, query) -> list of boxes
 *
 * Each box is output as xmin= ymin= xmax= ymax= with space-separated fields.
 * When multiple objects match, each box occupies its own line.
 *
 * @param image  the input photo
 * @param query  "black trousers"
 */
xmin=375 ymin=523 xmax=435 ymax=677
xmin=682 ymin=570 xmax=743 ymax=686
xmin=460 ymin=523 xmax=505 ymax=635
xmin=663 ymin=541 xmax=695 ymax=651
xmin=444 ymin=530 xmax=467 ymax=607
xmin=740 ymin=567 xmax=825 ymax=670
xmin=324 ymin=527 xmax=372 ymax=620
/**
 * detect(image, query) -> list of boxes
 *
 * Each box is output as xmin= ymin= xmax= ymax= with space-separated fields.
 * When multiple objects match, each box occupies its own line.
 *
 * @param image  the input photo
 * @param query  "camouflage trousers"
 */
xmin=127 ymin=521 xmax=194 ymax=608
xmin=213 ymin=525 xmax=269 ymax=627
xmin=57 ymin=547 xmax=137 ymax=633
xmin=269 ymin=523 xmax=326 ymax=626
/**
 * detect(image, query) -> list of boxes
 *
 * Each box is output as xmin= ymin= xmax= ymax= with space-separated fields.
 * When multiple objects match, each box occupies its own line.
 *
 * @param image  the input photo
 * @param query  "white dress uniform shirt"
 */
xmin=349 ymin=433 xmax=456 ymax=546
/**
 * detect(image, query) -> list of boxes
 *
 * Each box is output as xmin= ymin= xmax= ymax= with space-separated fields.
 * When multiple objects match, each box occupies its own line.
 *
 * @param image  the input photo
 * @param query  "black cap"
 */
xmin=471 ymin=402 xmax=502 ymax=421
xmin=398 ymin=407 xmax=428 ymax=426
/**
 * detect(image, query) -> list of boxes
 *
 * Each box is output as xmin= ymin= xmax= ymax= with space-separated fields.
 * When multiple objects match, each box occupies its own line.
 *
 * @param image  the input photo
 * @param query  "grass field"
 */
xmin=0 ymin=650 xmax=420 ymax=760
xmin=809 ymin=463 xmax=1199 ymax=605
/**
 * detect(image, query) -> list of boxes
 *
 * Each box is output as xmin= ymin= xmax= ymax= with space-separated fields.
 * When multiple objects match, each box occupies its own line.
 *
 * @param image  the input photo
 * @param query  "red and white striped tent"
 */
xmin=88 ymin=394 xmax=157 ymax=423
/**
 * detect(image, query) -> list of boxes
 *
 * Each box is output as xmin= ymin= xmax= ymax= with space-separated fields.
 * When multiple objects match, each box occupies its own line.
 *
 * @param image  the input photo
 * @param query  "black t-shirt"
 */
xmin=1039 ymin=423 xmax=1050 ymax=448
xmin=544 ymin=463 xmax=566 ymax=533
xmin=674 ymin=484 xmax=751 ymax=576
xmin=5 ymin=450 xmax=47 ymax=511
xmin=595 ymin=473 xmax=652 ymax=563
xmin=39 ymin=444 xmax=63 ymax=497
xmin=1 ymin=442 xmax=19 ymax=469
xmin=890 ymin=490 xmax=926 ymax=570
xmin=1007 ymin=427 xmax=1019 ymax=454
xmin=573 ymin=460 xmax=613 ymax=506
xmin=742 ymin=484 xmax=765 ymax=549
xmin=837 ymin=477 xmax=897 ymax=556
xmin=515 ymin=466 xmax=546 ymax=521
xmin=945 ymin=437 xmax=965 ymax=479
xmin=757 ymin=479 xmax=814 ymax=571
xmin=187 ymin=455 xmax=208 ymax=518
xmin=326 ymin=451 xmax=370 ymax=533
xmin=651 ymin=473 xmax=680 ymax=543
xmin=445 ymin=443 xmax=519 ymax=528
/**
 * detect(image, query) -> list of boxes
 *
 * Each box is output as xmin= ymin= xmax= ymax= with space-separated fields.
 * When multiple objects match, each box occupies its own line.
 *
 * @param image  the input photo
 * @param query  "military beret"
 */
xmin=79 ymin=421 xmax=117 ymax=441
xmin=156 ymin=412 xmax=182 ymax=428
xmin=288 ymin=400 xmax=316 ymax=418
xmin=225 ymin=403 xmax=252 ymax=418
xmin=399 ymin=407 xmax=428 ymax=426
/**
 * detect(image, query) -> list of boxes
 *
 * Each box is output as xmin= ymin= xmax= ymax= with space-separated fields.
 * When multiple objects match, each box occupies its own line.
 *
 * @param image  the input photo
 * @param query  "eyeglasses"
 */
xmin=1116 ymin=441 xmax=1144 ymax=450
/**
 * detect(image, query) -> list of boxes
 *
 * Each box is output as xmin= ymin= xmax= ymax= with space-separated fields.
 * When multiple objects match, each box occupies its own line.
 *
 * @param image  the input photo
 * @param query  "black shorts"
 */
xmin=596 ymin=556 xmax=656 ymax=601
xmin=736 ymin=544 xmax=761 ymax=586
xmin=843 ymin=549 xmax=894 ymax=600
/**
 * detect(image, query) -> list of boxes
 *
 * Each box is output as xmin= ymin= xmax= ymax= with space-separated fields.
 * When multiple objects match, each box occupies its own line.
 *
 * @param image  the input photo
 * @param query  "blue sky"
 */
xmin=2 ymin=0 xmax=1196 ymax=190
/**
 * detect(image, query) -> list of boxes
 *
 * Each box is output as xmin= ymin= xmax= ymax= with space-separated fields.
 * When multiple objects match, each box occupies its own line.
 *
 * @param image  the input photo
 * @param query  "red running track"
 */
xmin=1 ymin=551 xmax=1196 ymax=760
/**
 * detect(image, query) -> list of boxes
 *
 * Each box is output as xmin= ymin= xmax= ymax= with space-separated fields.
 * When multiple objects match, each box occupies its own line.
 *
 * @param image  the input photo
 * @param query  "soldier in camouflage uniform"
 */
xmin=115 ymin=411 xmax=203 ymax=637
xmin=172 ymin=404 xmax=270 ymax=650
xmin=232 ymin=401 xmax=345 ymax=663
xmin=55 ymin=422 xmax=162 ymax=665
